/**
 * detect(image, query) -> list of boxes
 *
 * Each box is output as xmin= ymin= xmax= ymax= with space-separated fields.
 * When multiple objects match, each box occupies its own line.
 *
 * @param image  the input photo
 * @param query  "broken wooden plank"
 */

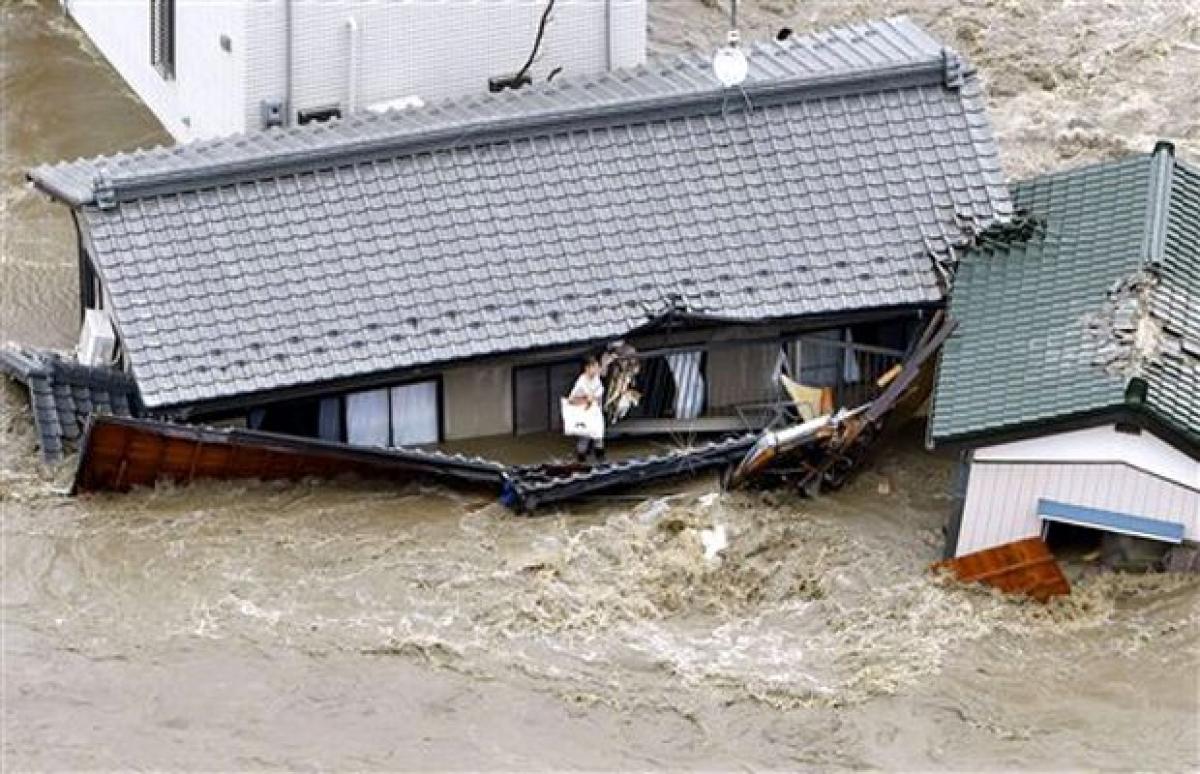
xmin=72 ymin=416 xmax=506 ymax=494
xmin=933 ymin=537 xmax=1071 ymax=603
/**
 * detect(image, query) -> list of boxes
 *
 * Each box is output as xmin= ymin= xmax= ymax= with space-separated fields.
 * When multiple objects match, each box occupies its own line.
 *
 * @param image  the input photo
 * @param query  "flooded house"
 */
xmin=58 ymin=0 xmax=647 ymax=141
xmin=931 ymin=142 xmax=1199 ymax=562
xmin=23 ymin=17 xmax=1012 ymax=461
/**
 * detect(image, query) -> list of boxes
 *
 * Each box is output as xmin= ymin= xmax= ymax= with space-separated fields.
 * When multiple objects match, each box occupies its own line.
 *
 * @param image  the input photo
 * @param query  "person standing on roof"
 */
xmin=568 ymin=355 xmax=606 ymax=463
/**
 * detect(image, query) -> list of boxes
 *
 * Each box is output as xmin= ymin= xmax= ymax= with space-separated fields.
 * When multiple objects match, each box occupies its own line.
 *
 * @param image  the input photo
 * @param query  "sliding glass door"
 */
xmin=346 ymin=380 xmax=440 ymax=447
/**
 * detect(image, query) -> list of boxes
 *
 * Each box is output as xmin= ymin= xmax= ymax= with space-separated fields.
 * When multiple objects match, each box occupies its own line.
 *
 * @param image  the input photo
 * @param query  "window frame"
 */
xmin=340 ymin=376 xmax=444 ymax=447
xmin=511 ymin=359 xmax=579 ymax=435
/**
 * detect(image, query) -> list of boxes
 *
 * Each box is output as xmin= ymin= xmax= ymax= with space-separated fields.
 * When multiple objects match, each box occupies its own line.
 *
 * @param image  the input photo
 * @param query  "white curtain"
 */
xmin=390 ymin=381 xmax=439 ymax=446
xmin=346 ymin=388 xmax=390 ymax=446
xmin=666 ymin=351 xmax=705 ymax=420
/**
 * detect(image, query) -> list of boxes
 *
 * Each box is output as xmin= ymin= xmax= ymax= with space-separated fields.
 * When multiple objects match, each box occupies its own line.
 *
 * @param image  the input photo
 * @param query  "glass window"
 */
xmin=150 ymin=0 xmax=176 ymax=79
xmin=390 ymin=381 xmax=439 ymax=446
xmin=665 ymin=351 xmax=705 ymax=419
xmin=345 ymin=381 xmax=440 ymax=447
xmin=346 ymin=388 xmax=390 ymax=446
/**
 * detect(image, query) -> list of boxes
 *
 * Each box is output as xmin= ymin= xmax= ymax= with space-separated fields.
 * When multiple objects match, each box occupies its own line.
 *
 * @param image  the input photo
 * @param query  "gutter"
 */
xmin=930 ymin=405 xmax=1200 ymax=461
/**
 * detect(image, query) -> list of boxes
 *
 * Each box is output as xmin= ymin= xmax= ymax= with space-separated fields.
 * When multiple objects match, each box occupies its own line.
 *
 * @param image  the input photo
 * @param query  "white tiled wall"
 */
xmin=66 ymin=0 xmax=247 ymax=142
xmin=244 ymin=0 xmax=647 ymax=131
xmin=69 ymin=1 xmax=645 ymax=141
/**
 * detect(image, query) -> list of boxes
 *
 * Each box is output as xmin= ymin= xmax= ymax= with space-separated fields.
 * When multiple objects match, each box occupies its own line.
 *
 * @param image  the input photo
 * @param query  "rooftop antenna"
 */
xmin=712 ymin=0 xmax=748 ymax=87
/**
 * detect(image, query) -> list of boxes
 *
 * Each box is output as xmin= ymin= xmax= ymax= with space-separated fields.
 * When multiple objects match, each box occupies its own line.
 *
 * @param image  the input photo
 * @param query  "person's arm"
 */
xmin=568 ymin=376 xmax=592 ymax=407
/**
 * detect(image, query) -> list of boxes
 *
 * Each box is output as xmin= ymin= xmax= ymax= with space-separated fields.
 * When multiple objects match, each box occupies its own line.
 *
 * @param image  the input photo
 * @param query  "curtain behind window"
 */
xmin=391 ymin=382 xmax=439 ymax=446
xmin=665 ymin=351 xmax=704 ymax=420
xmin=346 ymin=389 xmax=390 ymax=446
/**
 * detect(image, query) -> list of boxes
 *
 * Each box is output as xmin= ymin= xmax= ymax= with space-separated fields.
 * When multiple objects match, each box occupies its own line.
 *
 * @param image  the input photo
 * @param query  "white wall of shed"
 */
xmin=243 ymin=0 xmax=647 ymax=131
xmin=65 ymin=0 xmax=247 ymax=141
xmin=973 ymin=424 xmax=1198 ymax=491
xmin=956 ymin=461 xmax=1200 ymax=556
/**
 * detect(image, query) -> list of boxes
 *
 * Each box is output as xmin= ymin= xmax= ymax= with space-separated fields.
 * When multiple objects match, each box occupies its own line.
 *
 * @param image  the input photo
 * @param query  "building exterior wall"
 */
xmin=956 ymin=428 xmax=1200 ymax=556
xmin=244 ymin=0 xmax=646 ymax=131
xmin=442 ymin=362 xmax=514 ymax=440
xmin=973 ymin=424 xmax=1197 ymax=490
xmin=65 ymin=0 xmax=247 ymax=141
xmin=706 ymin=341 xmax=780 ymax=410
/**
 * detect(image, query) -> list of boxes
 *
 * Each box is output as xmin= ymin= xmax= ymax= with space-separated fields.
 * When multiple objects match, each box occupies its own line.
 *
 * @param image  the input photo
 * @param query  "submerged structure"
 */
xmin=26 ymin=17 xmax=1011 ymax=459
xmin=58 ymin=0 xmax=647 ymax=141
xmin=932 ymin=142 xmax=1199 ymax=559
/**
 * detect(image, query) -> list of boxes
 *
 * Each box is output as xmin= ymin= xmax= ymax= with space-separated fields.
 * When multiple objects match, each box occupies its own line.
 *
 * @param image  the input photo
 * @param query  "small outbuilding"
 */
xmin=931 ymin=142 xmax=1199 ymax=560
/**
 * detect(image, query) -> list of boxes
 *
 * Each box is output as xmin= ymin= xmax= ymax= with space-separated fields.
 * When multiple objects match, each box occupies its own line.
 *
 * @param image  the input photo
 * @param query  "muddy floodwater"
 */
xmin=2 ymin=0 xmax=1199 ymax=769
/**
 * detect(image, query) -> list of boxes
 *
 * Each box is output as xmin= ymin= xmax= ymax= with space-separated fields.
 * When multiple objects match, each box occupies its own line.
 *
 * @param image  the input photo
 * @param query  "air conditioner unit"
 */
xmin=78 ymin=309 xmax=116 ymax=367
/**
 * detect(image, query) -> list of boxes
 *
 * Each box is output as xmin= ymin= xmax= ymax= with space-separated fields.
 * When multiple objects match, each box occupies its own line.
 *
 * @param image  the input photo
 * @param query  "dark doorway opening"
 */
xmin=256 ymin=397 xmax=321 ymax=439
xmin=1043 ymin=520 xmax=1103 ymax=557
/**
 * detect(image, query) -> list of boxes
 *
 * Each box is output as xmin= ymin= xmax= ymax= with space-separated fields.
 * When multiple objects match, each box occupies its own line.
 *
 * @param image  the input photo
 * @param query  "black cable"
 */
xmin=514 ymin=0 xmax=556 ymax=83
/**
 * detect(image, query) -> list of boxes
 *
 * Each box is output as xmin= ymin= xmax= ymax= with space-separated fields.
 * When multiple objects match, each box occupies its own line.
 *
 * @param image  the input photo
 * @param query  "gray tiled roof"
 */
xmin=931 ymin=144 xmax=1200 ymax=451
xmin=29 ymin=17 xmax=1011 ymax=411
xmin=0 ymin=346 xmax=139 ymax=462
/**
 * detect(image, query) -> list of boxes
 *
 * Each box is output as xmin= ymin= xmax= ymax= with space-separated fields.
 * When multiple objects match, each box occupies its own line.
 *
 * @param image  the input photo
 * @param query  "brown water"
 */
xmin=2 ymin=0 xmax=1199 ymax=769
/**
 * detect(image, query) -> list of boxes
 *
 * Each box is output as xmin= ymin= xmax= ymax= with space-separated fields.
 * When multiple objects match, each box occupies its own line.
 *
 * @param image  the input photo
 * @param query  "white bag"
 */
xmin=560 ymin=398 xmax=604 ymax=440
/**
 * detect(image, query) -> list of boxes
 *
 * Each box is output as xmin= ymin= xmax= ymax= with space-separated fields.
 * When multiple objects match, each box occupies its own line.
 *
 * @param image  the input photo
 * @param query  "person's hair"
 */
xmin=583 ymin=355 xmax=600 ymax=370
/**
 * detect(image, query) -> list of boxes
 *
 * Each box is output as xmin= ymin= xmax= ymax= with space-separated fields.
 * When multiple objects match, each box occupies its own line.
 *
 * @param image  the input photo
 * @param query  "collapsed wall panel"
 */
xmin=73 ymin=416 xmax=506 ymax=494
xmin=934 ymin=537 xmax=1070 ymax=602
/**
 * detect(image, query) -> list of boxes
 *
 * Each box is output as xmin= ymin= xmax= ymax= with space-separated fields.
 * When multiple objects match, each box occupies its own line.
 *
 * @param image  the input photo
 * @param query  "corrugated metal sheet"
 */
xmin=957 ymin=461 xmax=1198 ymax=555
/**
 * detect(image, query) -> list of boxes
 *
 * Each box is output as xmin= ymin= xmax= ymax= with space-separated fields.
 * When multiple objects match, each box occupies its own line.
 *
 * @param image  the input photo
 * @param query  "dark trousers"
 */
xmin=575 ymin=435 xmax=605 ymax=462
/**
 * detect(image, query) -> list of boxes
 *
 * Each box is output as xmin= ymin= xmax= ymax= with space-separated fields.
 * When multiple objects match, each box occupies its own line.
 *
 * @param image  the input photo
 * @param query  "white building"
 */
xmin=953 ymin=425 xmax=1198 ymax=556
xmin=60 ymin=0 xmax=647 ymax=141
xmin=931 ymin=144 xmax=1199 ymax=560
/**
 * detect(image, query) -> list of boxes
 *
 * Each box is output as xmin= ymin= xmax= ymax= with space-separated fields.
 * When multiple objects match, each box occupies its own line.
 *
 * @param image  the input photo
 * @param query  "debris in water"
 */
xmin=700 ymin=524 xmax=728 ymax=560
xmin=933 ymin=537 xmax=1071 ymax=603
xmin=72 ymin=415 xmax=506 ymax=494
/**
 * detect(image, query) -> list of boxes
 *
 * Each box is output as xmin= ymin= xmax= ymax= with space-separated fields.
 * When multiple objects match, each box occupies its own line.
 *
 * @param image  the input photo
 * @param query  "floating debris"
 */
xmin=933 ymin=537 xmax=1071 ymax=603
xmin=73 ymin=415 xmax=506 ymax=495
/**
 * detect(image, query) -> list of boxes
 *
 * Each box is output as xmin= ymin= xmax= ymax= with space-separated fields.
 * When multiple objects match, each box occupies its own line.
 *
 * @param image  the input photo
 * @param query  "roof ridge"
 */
xmin=29 ymin=16 xmax=959 ymax=207
xmin=97 ymin=60 xmax=948 ymax=206
xmin=1140 ymin=140 xmax=1175 ymax=266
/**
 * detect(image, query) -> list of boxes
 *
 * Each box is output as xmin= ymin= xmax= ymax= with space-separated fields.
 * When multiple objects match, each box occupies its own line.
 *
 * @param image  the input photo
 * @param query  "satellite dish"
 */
xmin=712 ymin=31 xmax=748 ymax=87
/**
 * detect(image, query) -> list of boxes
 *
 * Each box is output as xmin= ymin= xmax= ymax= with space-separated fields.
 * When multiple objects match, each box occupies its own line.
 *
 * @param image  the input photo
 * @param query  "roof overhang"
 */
xmin=1038 ymin=498 xmax=1186 ymax=544
xmin=931 ymin=404 xmax=1200 ymax=461
xmin=154 ymin=303 xmax=935 ymax=419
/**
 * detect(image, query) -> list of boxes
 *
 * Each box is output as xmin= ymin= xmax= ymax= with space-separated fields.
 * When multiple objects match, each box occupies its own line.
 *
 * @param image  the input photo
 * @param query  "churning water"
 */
xmin=2 ymin=1 xmax=1198 ymax=769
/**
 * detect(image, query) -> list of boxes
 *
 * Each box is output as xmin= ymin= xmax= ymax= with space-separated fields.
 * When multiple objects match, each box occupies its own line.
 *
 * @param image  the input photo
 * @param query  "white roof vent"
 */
xmin=366 ymin=95 xmax=425 ymax=115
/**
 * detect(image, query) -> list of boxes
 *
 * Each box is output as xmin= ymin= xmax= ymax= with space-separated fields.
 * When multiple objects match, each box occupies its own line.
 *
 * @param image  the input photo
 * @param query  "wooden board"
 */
xmin=73 ymin=416 xmax=505 ymax=494
xmin=934 ymin=537 xmax=1070 ymax=603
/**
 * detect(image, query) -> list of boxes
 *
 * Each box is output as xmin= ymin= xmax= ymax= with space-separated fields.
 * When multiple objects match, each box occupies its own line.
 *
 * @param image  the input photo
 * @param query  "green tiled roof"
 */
xmin=931 ymin=144 xmax=1200 ymax=451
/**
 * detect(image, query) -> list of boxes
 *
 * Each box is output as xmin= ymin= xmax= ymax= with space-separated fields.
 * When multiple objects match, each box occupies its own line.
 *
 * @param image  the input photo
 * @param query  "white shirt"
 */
xmin=570 ymin=373 xmax=604 ymax=404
